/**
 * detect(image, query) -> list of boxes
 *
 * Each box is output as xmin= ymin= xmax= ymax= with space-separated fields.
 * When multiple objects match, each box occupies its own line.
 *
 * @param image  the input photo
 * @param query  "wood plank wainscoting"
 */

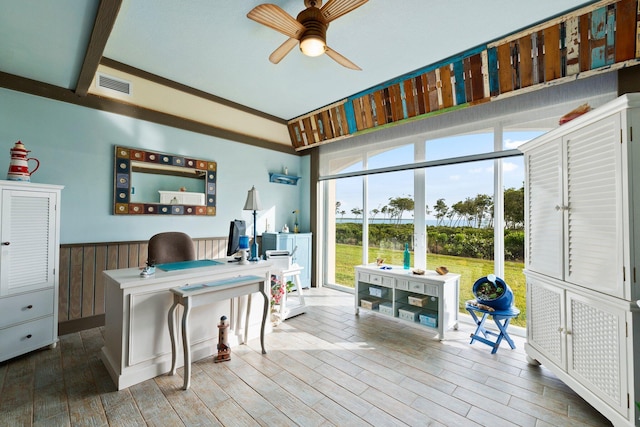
xmin=57 ymin=236 xmax=234 ymax=335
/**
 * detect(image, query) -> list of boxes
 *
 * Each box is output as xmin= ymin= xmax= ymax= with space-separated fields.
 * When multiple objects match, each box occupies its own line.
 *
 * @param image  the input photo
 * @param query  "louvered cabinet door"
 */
xmin=0 ymin=189 xmax=57 ymax=296
xmin=525 ymin=139 xmax=563 ymax=278
xmin=527 ymin=275 xmax=565 ymax=368
xmin=563 ymin=114 xmax=624 ymax=298
xmin=566 ymin=291 xmax=627 ymax=416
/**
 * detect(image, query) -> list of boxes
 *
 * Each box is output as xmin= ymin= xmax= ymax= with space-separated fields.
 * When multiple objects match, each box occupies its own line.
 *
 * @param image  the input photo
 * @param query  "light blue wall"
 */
xmin=0 ymin=88 xmax=309 ymax=244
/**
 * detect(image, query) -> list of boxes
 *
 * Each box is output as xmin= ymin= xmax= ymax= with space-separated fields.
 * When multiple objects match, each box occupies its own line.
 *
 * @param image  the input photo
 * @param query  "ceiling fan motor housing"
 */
xmin=297 ymin=6 xmax=328 ymax=56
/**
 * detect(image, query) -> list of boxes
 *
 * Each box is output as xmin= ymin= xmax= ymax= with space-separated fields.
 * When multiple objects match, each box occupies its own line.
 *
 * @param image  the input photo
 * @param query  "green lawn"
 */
xmin=334 ymin=243 xmax=527 ymax=327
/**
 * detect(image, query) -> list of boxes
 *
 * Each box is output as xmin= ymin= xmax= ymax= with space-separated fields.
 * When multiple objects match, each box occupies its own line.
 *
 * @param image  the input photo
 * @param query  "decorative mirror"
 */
xmin=113 ymin=146 xmax=217 ymax=215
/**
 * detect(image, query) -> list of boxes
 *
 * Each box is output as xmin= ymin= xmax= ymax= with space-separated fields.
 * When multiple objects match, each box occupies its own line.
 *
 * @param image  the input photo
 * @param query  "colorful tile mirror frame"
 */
xmin=113 ymin=145 xmax=217 ymax=215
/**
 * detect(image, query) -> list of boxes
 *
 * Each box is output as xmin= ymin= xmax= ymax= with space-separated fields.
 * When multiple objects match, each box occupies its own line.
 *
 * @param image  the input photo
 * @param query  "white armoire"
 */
xmin=0 ymin=181 xmax=62 ymax=362
xmin=519 ymin=94 xmax=640 ymax=427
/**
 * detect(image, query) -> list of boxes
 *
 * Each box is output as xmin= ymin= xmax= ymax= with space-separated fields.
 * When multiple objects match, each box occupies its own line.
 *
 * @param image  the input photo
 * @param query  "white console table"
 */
xmin=101 ymin=260 xmax=271 ymax=390
xmin=355 ymin=265 xmax=460 ymax=340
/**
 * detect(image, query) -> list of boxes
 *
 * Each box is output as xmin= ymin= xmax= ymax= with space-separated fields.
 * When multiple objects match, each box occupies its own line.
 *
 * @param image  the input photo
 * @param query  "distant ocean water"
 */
xmin=336 ymin=218 xmax=472 ymax=226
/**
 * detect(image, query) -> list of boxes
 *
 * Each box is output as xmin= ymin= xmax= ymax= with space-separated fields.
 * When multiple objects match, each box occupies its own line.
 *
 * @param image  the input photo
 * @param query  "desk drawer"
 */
xmin=0 ymin=289 xmax=54 ymax=329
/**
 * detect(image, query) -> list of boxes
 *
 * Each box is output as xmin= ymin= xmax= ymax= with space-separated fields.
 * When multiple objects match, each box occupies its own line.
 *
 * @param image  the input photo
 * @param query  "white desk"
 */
xmin=101 ymin=260 xmax=271 ymax=390
xmin=168 ymin=275 xmax=268 ymax=390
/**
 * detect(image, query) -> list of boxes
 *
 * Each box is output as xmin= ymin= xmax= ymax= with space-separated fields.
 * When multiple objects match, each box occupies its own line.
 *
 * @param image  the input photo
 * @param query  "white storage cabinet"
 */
xmin=519 ymin=94 xmax=640 ymax=426
xmin=0 ymin=181 xmax=62 ymax=362
xmin=354 ymin=265 xmax=460 ymax=340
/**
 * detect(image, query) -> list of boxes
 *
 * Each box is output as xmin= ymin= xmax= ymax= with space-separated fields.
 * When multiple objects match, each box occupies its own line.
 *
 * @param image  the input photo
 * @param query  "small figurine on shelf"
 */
xmin=292 ymin=209 xmax=299 ymax=233
xmin=282 ymin=224 xmax=289 ymax=233
xmin=214 ymin=315 xmax=230 ymax=363
xmin=140 ymin=259 xmax=156 ymax=277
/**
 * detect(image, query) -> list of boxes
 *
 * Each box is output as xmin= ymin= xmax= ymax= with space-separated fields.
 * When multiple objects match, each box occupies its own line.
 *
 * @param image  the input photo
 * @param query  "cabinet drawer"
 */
xmin=424 ymin=284 xmax=439 ymax=297
xmin=395 ymin=279 xmax=409 ymax=290
xmin=381 ymin=276 xmax=394 ymax=288
xmin=408 ymin=281 xmax=424 ymax=293
xmin=0 ymin=316 xmax=54 ymax=362
xmin=0 ymin=288 xmax=54 ymax=329
xmin=357 ymin=272 xmax=370 ymax=283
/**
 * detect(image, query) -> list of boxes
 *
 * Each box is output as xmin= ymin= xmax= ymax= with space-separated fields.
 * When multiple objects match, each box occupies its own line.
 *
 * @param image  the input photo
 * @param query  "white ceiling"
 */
xmin=0 ymin=0 xmax=598 ymax=120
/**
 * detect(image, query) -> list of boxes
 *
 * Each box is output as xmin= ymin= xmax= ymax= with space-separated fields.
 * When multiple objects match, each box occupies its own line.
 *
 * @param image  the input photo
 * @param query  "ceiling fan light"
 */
xmin=300 ymin=35 xmax=326 ymax=57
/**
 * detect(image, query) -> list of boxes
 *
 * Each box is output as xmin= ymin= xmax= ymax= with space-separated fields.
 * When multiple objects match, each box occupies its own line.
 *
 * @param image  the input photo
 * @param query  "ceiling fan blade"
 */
xmin=320 ymin=0 xmax=368 ymax=23
xmin=247 ymin=4 xmax=305 ymax=39
xmin=269 ymin=37 xmax=298 ymax=64
xmin=325 ymin=46 xmax=361 ymax=70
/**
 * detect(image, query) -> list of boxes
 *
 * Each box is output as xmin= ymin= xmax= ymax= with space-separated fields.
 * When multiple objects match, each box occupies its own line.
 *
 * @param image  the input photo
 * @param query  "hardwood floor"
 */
xmin=0 ymin=287 xmax=612 ymax=426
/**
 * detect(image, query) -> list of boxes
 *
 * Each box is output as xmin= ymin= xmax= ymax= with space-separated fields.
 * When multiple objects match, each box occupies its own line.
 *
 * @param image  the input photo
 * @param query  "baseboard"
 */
xmin=58 ymin=314 xmax=105 ymax=336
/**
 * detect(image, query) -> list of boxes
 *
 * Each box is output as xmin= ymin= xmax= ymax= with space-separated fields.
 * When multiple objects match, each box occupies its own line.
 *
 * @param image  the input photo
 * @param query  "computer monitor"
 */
xmin=226 ymin=219 xmax=246 ymax=257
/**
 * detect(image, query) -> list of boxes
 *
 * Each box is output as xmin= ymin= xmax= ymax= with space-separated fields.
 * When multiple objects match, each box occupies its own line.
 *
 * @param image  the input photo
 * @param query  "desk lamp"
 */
xmin=243 ymin=186 xmax=262 ymax=261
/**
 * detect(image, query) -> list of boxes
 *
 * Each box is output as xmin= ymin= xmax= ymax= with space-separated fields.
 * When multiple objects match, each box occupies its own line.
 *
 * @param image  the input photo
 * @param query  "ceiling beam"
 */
xmin=0 ymin=71 xmax=297 ymax=154
xmin=75 ymin=0 xmax=123 ymax=96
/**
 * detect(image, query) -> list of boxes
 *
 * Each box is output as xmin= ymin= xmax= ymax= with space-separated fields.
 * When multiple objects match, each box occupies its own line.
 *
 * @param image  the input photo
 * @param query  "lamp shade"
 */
xmin=243 ymin=186 xmax=262 ymax=211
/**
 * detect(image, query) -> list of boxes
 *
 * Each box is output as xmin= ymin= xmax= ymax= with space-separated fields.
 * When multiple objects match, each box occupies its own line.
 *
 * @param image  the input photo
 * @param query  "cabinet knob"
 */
xmin=557 ymin=327 xmax=564 ymax=333
xmin=1 ymin=241 xmax=9 ymax=245
xmin=25 ymin=334 xmax=32 ymax=339
xmin=26 ymin=305 xmax=33 ymax=309
xmin=565 ymin=330 xmax=572 ymax=335
xmin=554 ymin=205 xmax=568 ymax=211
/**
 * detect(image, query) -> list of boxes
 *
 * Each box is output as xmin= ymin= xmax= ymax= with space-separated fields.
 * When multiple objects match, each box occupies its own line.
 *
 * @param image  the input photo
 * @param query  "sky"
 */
xmin=334 ymin=131 xmax=542 ymax=220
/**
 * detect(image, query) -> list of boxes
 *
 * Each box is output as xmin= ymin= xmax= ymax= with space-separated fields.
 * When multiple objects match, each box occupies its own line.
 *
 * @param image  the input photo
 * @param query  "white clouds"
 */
xmin=503 ymin=161 xmax=518 ymax=172
xmin=504 ymin=139 xmax=527 ymax=149
xmin=449 ymin=174 xmax=461 ymax=181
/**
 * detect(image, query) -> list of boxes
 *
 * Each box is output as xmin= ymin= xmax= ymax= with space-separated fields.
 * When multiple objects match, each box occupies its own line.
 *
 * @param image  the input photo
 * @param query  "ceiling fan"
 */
xmin=247 ymin=0 xmax=368 ymax=70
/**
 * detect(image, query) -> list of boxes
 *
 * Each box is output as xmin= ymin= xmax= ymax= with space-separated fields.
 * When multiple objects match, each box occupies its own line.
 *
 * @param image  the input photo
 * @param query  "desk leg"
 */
xmin=168 ymin=298 xmax=180 ymax=376
xmin=181 ymin=297 xmax=192 ymax=390
xmin=259 ymin=284 xmax=268 ymax=354
xmin=244 ymin=294 xmax=252 ymax=345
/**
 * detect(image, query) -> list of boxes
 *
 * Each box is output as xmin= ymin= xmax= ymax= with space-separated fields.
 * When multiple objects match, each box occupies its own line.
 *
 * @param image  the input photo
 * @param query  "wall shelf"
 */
xmin=269 ymin=173 xmax=300 ymax=185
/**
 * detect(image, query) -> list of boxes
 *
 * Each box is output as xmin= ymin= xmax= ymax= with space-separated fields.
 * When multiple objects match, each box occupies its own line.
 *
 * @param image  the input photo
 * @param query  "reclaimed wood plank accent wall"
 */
xmin=287 ymin=0 xmax=640 ymax=151
xmin=58 ymin=236 xmax=228 ymax=327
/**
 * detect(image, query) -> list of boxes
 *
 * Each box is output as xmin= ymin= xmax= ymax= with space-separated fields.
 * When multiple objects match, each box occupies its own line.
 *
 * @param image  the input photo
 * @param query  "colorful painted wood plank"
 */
xmin=287 ymin=123 xmax=303 ymax=148
xmin=605 ymin=5 xmax=616 ymax=65
xmin=452 ymin=59 xmax=466 ymax=104
xmin=510 ymin=42 xmax=520 ymax=90
xmin=497 ymin=43 xmax=513 ymax=94
xmin=481 ymin=50 xmax=490 ymax=99
xmin=560 ymin=22 xmax=567 ymax=76
xmin=463 ymin=57 xmax=473 ymax=100
xmin=373 ymin=90 xmax=386 ymax=125
xmin=469 ymin=53 xmax=484 ymax=101
xmin=637 ymin=0 xmax=640 ymax=58
xmin=398 ymin=84 xmax=408 ymax=119
xmin=381 ymin=87 xmax=392 ymax=123
xmin=518 ymin=35 xmax=533 ymax=87
xmin=302 ymin=117 xmax=314 ymax=145
xmin=486 ymin=47 xmax=499 ymax=97
xmin=329 ymin=107 xmax=342 ymax=136
xmin=389 ymin=84 xmax=404 ymax=122
xmin=363 ymin=94 xmax=374 ymax=128
xmin=352 ymin=97 xmax=364 ymax=130
xmin=565 ymin=16 xmax=580 ymax=75
xmin=338 ymin=105 xmax=349 ymax=136
xmin=534 ymin=30 xmax=545 ymax=83
xmin=544 ymin=25 xmax=561 ymax=81
xmin=439 ymin=65 xmax=454 ymax=108
xmin=590 ymin=7 xmax=607 ymax=68
xmin=425 ymin=71 xmax=438 ymax=111
xmin=419 ymin=73 xmax=431 ymax=113
xmin=321 ymin=110 xmax=333 ymax=139
xmin=615 ymin=0 xmax=637 ymax=62
xmin=579 ymin=14 xmax=590 ymax=71
xmin=414 ymin=75 xmax=426 ymax=115
xmin=404 ymin=79 xmax=417 ymax=117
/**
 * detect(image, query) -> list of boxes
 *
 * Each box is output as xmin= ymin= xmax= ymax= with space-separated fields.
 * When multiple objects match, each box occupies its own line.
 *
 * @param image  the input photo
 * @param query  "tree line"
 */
xmin=337 ymin=186 xmax=524 ymax=230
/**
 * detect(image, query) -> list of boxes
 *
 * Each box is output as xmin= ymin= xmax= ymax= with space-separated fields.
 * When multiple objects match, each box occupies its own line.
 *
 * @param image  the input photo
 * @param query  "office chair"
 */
xmin=147 ymin=231 xmax=196 ymax=266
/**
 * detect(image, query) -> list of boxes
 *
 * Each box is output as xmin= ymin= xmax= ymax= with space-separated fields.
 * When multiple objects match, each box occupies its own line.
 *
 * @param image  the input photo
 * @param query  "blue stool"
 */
xmin=465 ymin=303 xmax=520 ymax=354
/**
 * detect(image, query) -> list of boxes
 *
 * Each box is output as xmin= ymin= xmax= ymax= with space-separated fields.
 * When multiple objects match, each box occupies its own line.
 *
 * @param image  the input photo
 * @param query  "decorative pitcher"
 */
xmin=7 ymin=141 xmax=40 ymax=182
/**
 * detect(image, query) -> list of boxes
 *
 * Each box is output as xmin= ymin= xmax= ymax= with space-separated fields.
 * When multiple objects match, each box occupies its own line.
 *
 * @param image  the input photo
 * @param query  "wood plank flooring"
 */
xmin=0 ymin=287 xmax=612 ymax=426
